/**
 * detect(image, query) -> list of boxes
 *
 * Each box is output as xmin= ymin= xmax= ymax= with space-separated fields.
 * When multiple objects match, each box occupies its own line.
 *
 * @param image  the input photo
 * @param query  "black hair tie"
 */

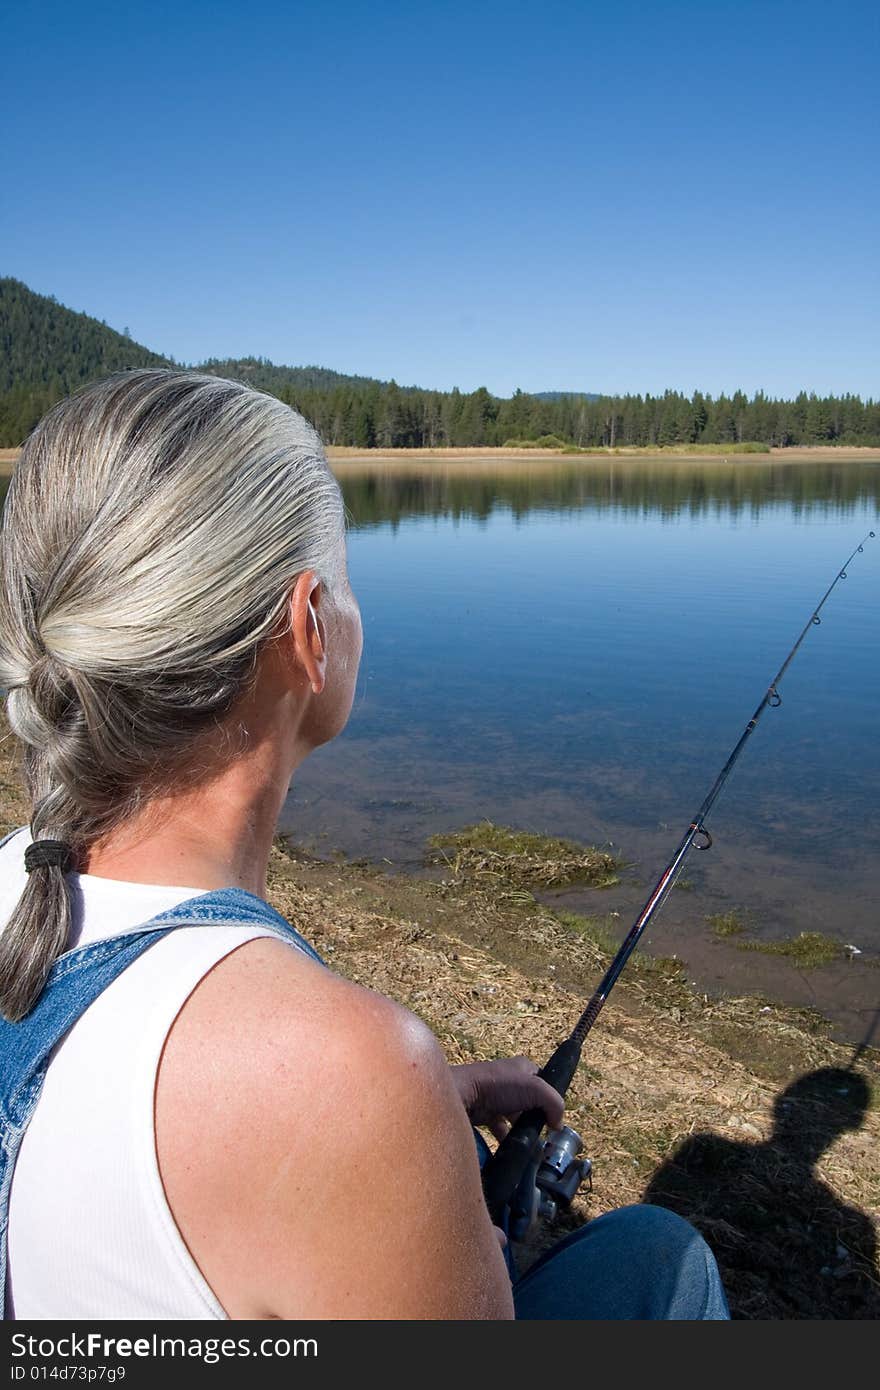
xmin=24 ymin=840 xmax=75 ymax=874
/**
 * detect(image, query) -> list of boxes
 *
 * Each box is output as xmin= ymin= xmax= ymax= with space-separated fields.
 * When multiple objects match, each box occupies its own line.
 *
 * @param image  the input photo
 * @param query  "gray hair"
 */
xmin=0 ymin=368 xmax=345 ymax=1020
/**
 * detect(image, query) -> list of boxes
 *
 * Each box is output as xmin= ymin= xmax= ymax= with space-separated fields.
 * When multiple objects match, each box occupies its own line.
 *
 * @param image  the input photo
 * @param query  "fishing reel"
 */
xmin=507 ymin=1124 xmax=592 ymax=1243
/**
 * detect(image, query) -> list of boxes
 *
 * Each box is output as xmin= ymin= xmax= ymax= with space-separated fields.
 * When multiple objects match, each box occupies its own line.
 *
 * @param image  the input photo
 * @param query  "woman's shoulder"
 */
xmin=157 ymin=933 xmax=446 ymax=1179
xmin=155 ymin=934 xmax=514 ymax=1319
xmin=161 ymin=930 xmax=435 ymax=1089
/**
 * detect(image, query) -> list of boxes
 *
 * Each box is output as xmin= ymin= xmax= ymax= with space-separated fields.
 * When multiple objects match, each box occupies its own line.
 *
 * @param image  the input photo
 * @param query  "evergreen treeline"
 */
xmin=273 ymin=383 xmax=880 ymax=450
xmin=2 ymin=276 xmax=878 ymax=449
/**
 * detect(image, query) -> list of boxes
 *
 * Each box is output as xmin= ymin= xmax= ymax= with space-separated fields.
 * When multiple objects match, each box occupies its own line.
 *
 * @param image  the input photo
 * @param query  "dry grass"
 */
xmin=3 ymin=446 xmax=880 ymax=477
xmin=326 ymin=446 xmax=880 ymax=467
xmin=0 ymin=725 xmax=29 ymax=826
xmin=270 ymin=835 xmax=880 ymax=1319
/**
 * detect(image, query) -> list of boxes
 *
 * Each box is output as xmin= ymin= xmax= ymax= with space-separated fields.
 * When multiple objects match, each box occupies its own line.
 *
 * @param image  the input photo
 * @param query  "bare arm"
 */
xmin=156 ymin=937 xmax=515 ymax=1320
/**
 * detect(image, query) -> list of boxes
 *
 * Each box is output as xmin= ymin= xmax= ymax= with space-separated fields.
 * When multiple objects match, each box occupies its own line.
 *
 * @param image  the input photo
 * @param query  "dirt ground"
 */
xmin=264 ymin=839 xmax=880 ymax=1319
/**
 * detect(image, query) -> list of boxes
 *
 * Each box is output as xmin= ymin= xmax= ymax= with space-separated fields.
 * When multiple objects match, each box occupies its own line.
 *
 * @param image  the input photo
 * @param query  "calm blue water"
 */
xmin=283 ymin=457 xmax=880 ymax=1037
xmin=2 ymin=456 xmax=877 ymax=1034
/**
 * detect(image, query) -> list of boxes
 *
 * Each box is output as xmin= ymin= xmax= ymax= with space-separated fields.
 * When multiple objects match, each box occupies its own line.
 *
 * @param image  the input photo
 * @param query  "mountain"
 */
xmin=0 ymin=277 xmax=172 ymax=443
xmin=0 ymin=277 xmax=169 ymax=394
xmin=3 ymin=279 xmax=876 ymax=449
xmin=533 ymin=391 xmax=601 ymax=402
xmin=0 ymin=279 xmax=390 ymax=445
xmin=198 ymin=357 xmax=388 ymax=395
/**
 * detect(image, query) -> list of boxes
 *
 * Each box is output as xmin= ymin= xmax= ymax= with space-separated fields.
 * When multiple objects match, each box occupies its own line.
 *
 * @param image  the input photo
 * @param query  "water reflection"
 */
xmin=333 ymin=456 xmax=880 ymax=529
xmin=288 ymin=457 xmax=879 ymax=1038
xmin=1 ymin=456 xmax=876 ymax=1036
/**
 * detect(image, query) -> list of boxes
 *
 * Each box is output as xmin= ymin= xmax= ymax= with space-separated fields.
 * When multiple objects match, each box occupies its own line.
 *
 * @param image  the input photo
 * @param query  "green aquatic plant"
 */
xmin=708 ymin=911 xmax=748 ymax=937
xmin=551 ymin=909 xmax=622 ymax=956
xmin=426 ymin=820 xmax=621 ymax=888
xmin=738 ymin=931 xmax=844 ymax=968
xmin=550 ymin=910 xmax=686 ymax=989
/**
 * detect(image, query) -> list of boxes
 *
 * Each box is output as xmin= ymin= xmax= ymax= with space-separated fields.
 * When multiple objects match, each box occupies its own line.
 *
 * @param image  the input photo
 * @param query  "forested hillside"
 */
xmin=2 ymin=278 xmax=878 ymax=448
xmin=198 ymin=357 xmax=387 ymax=396
xmin=0 ymin=280 xmax=386 ymax=445
xmin=0 ymin=278 xmax=168 ymax=443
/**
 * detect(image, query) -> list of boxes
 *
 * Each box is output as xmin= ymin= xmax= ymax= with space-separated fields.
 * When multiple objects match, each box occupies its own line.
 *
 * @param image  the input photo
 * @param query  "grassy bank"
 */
xmin=0 ymin=728 xmax=877 ymax=1317
xmin=326 ymin=444 xmax=880 ymax=465
xmin=267 ymin=837 xmax=880 ymax=1318
xmin=5 ymin=445 xmax=880 ymax=477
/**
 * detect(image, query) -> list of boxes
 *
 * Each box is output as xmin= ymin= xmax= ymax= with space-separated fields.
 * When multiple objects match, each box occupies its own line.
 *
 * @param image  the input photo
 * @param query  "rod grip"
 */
xmin=481 ymin=1036 xmax=582 ymax=1224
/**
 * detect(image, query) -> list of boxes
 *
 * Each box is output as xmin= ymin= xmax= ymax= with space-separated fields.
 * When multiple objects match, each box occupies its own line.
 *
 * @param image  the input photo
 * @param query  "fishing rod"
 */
xmin=482 ymin=528 xmax=876 ymax=1230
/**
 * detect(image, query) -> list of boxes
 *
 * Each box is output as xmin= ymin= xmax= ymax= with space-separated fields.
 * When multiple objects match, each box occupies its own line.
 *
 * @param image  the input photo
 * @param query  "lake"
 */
xmin=285 ymin=454 xmax=879 ymax=1043
xmin=1 ymin=451 xmax=877 ymax=1041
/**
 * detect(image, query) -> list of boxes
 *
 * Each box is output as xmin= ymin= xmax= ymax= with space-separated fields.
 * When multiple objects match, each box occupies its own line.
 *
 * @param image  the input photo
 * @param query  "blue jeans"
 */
xmin=512 ymin=1204 xmax=730 ymax=1319
xmin=474 ymin=1132 xmax=730 ymax=1319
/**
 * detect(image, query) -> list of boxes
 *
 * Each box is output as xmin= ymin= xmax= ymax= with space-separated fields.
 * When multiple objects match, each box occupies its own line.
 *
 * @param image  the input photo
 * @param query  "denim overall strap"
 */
xmin=0 ymin=883 xmax=323 ymax=1317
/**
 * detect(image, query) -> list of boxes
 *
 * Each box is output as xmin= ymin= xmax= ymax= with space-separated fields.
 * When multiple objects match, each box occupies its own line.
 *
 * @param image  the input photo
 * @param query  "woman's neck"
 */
xmin=82 ymin=683 xmax=306 ymax=896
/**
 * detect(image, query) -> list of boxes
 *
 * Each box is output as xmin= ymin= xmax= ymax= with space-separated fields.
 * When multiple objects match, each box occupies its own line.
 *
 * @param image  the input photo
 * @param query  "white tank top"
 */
xmin=1 ymin=829 xmax=297 ymax=1320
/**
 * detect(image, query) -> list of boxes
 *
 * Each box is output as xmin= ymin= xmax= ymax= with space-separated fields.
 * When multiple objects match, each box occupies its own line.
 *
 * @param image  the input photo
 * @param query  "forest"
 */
xmin=2 ymin=277 xmax=878 ymax=449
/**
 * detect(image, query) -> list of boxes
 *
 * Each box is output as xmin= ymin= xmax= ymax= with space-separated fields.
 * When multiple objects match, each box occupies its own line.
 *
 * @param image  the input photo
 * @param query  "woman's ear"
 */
xmin=289 ymin=571 xmax=326 ymax=695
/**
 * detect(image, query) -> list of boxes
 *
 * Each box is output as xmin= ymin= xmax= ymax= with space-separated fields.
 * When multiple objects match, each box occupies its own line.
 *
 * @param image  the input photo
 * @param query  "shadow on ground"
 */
xmin=642 ymin=1067 xmax=880 ymax=1318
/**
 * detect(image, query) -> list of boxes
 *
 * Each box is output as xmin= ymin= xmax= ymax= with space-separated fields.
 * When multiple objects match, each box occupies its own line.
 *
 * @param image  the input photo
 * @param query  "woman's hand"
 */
xmin=450 ymin=1056 xmax=565 ymax=1140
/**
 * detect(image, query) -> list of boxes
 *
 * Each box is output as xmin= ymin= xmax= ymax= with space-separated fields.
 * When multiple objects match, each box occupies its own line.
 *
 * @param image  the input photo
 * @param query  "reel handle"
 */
xmin=481 ymin=1036 xmax=581 ymax=1224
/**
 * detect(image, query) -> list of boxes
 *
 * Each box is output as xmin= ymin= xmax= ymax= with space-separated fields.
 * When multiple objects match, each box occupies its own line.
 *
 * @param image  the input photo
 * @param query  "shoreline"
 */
xmin=327 ymin=444 xmax=880 ymax=463
xmin=3 ymin=444 xmax=880 ymax=476
xmin=267 ymin=836 xmax=880 ymax=1316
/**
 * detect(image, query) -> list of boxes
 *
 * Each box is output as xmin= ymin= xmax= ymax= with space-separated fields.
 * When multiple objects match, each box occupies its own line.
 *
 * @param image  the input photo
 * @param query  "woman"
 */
xmin=0 ymin=369 xmax=728 ymax=1319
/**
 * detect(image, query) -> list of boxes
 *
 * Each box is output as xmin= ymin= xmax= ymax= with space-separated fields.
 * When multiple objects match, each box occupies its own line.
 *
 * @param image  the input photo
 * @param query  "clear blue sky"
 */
xmin=4 ymin=0 xmax=878 ymax=398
